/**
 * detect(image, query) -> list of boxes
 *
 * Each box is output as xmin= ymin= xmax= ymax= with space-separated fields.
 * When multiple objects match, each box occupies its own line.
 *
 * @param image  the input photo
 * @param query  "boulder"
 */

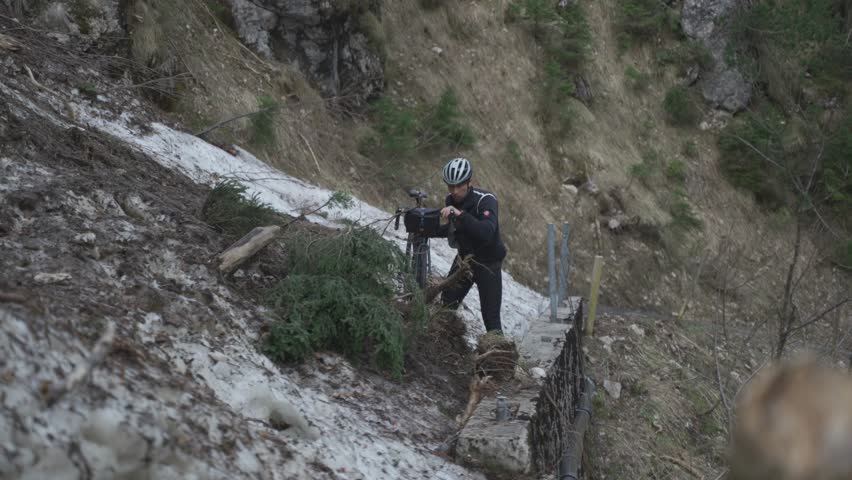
xmin=681 ymin=0 xmax=752 ymax=112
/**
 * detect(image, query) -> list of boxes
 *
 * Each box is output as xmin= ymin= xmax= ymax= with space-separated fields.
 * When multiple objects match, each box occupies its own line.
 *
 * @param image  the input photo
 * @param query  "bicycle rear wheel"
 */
xmin=411 ymin=237 xmax=430 ymax=288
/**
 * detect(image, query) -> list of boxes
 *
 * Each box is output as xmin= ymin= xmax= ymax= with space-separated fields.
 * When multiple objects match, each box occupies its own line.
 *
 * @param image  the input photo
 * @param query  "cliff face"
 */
xmin=226 ymin=0 xmax=384 ymax=106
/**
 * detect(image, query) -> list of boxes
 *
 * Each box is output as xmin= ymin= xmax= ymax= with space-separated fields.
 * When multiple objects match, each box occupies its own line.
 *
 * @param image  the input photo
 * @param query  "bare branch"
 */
xmin=785 ymin=297 xmax=852 ymax=336
xmin=100 ymin=73 xmax=192 ymax=94
xmin=658 ymin=455 xmax=703 ymax=479
xmin=195 ymin=104 xmax=281 ymax=138
xmin=713 ymin=303 xmax=733 ymax=434
xmin=424 ymin=256 xmax=472 ymax=304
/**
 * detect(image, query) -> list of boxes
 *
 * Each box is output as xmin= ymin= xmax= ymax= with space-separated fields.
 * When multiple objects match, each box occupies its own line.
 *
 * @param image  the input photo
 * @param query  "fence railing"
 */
xmin=544 ymin=222 xmax=596 ymax=479
xmin=547 ymin=223 xmax=573 ymax=322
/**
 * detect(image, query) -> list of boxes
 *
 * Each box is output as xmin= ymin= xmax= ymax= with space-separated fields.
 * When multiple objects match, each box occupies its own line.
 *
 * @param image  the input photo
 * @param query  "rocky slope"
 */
xmin=0 ymin=30 xmax=542 ymax=479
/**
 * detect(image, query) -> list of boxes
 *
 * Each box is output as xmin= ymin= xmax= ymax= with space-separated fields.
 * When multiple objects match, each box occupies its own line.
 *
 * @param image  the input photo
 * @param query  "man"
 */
xmin=437 ymin=157 xmax=507 ymax=333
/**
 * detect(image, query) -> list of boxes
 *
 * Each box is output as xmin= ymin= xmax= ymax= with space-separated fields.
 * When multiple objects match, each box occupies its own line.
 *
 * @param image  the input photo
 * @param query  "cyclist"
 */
xmin=437 ymin=157 xmax=507 ymax=333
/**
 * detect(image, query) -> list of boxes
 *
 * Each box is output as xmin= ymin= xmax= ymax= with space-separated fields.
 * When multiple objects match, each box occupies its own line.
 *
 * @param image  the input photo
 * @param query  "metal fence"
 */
xmin=547 ymin=223 xmax=573 ymax=321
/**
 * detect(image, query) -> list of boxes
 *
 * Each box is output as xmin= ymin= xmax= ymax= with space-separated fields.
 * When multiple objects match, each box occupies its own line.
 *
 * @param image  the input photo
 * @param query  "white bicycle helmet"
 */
xmin=442 ymin=157 xmax=473 ymax=185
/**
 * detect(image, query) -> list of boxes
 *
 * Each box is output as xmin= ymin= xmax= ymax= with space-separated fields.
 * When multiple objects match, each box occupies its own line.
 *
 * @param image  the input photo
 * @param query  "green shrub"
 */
xmin=655 ymin=40 xmax=714 ymax=74
xmin=821 ymin=111 xmax=852 ymax=211
xmin=507 ymin=0 xmax=559 ymax=35
xmin=509 ymin=0 xmax=590 ymax=134
xmin=507 ymin=140 xmax=522 ymax=164
xmin=728 ymin=0 xmax=851 ymax=97
xmin=624 ymin=66 xmax=650 ymax=91
xmin=371 ymin=97 xmax=418 ymax=155
xmin=201 ymin=180 xmax=282 ymax=237
xmin=718 ymin=107 xmax=787 ymax=206
xmin=685 ymin=40 xmax=714 ymax=70
xmin=641 ymin=148 xmax=660 ymax=166
xmin=79 ymin=83 xmax=98 ymax=99
xmin=367 ymin=88 xmax=474 ymax=157
xmin=204 ymin=0 xmax=236 ymax=29
xmin=251 ymin=95 xmax=279 ymax=147
xmin=628 ymin=148 xmax=659 ymax=186
xmin=357 ymin=11 xmax=386 ymax=60
xmin=682 ymin=140 xmax=698 ymax=159
xmin=836 ymin=239 xmax=852 ymax=270
xmin=68 ymin=0 xmax=101 ymax=35
xmin=541 ymin=60 xmax=579 ymax=132
xmin=629 ymin=162 xmax=654 ymax=185
xmin=419 ymin=0 xmax=445 ymax=9
xmin=616 ymin=0 xmax=675 ymax=49
xmin=261 ymin=229 xmax=427 ymax=378
xmin=663 ymin=86 xmax=699 ymax=126
xmin=666 ymin=159 xmax=686 ymax=182
xmin=422 ymin=89 xmax=476 ymax=149
xmin=668 ymin=188 xmax=702 ymax=230
xmin=545 ymin=2 xmax=591 ymax=68
xmin=505 ymin=139 xmax=537 ymax=184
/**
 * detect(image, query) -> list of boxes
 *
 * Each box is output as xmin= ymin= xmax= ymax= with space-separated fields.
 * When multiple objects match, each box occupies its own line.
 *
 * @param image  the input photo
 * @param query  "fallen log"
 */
xmin=217 ymin=225 xmax=281 ymax=274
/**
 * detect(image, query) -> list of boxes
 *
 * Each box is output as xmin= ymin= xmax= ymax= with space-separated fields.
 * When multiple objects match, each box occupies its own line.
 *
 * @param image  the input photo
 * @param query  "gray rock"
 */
xmin=607 ymin=218 xmax=621 ymax=231
xmin=603 ymin=379 xmax=622 ymax=399
xmin=681 ymin=0 xmax=752 ymax=112
xmin=226 ymin=0 xmax=278 ymax=59
xmin=598 ymin=335 xmax=615 ymax=353
xmin=682 ymin=64 xmax=700 ymax=86
xmin=226 ymin=0 xmax=384 ymax=107
xmin=38 ymin=2 xmax=79 ymax=34
xmin=628 ymin=323 xmax=645 ymax=338
xmin=562 ymin=184 xmax=579 ymax=195
xmin=72 ymin=232 xmax=96 ymax=245
xmin=703 ymin=68 xmax=751 ymax=112
xmin=573 ymin=74 xmax=593 ymax=105
xmin=583 ymin=180 xmax=600 ymax=195
xmin=681 ymin=0 xmax=736 ymax=39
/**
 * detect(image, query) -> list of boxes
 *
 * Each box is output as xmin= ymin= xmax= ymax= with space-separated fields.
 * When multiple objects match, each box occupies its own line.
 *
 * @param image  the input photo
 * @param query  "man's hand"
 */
xmin=441 ymin=206 xmax=462 ymax=219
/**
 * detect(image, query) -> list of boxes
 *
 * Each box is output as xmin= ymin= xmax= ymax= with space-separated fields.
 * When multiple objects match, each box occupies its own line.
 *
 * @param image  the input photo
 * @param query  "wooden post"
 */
xmin=585 ymin=255 xmax=604 ymax=335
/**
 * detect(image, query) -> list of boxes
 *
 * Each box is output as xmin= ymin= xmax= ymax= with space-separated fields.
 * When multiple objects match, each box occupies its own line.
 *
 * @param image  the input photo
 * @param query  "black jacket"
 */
xmin=438 ymin=187 xmax=507 ymax=263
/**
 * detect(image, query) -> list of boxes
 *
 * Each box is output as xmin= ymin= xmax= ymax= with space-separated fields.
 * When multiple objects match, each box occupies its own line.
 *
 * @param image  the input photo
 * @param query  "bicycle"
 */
xmin=394 ymin=189 xmax=442 ymax=289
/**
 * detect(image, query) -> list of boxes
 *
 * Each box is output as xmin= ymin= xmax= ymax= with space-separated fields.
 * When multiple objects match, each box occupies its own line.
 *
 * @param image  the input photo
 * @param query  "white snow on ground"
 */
xmin=1 ymin=81 xmax=549 ymax=480
xmin=72 ymin=103 xmax=547 ymax=342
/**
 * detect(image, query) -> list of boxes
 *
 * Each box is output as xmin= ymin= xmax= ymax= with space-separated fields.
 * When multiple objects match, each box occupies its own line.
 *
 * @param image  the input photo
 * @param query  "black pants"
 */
xmin=441 ymin=256 xmax=503 ymax=332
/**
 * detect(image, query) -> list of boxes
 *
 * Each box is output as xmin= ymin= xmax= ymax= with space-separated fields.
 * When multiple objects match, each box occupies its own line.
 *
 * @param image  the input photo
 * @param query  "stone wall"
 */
xmin=529 ymin=305 xmax=584 ymax=474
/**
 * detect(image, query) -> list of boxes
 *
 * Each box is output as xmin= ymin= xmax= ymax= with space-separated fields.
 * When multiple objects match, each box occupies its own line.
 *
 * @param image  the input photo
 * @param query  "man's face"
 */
xmin=448 ymin=181 xmax=470 ymax=203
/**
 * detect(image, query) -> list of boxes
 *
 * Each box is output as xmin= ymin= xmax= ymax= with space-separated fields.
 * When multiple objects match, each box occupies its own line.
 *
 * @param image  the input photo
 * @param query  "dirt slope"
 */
xmin=0 ymin=35 xmax=482 ymax=479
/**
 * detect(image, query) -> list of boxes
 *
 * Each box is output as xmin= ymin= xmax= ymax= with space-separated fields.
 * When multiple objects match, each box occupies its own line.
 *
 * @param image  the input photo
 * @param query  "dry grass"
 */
xmin=126 ymin=0 xmax=360 ymax=189
xmin=585 ymin=313 xmax=729 ymax=479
